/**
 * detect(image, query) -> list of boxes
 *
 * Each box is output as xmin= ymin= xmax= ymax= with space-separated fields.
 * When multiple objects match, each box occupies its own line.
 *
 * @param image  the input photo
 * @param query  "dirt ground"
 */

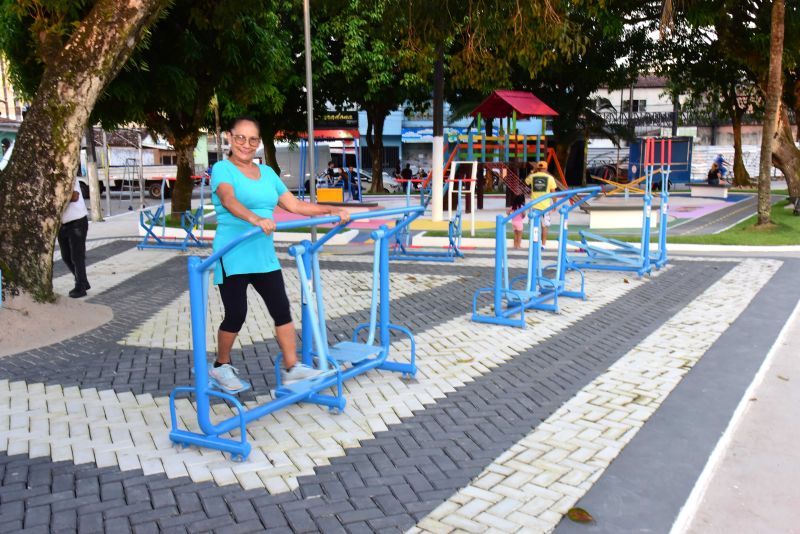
xmin=0 ymin=292 xmax=113 ymax=358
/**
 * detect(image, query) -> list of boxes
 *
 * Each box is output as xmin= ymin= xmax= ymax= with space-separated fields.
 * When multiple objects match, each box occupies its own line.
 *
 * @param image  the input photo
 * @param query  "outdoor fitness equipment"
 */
xmin=138 ymin=176 xmax=208 ymax=250
xmin=472 ymin=186 xmax=601 ymax=328
xmin=391 ymin=161 xmax=476 ymax=262
xmin=567 ymin=138 xmax=671 ymax=276
xmin=168 ymin=205 xmax=425 ymax=460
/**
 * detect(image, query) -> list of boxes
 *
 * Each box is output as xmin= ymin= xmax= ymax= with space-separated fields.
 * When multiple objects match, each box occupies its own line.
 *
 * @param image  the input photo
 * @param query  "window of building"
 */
xmin=621 ymin=99 xmax=647 ymax=113
xmin=359 ymin=146 xmax=400 ymax=170
xmin=161 ymin=154 xmax=177 ymax=165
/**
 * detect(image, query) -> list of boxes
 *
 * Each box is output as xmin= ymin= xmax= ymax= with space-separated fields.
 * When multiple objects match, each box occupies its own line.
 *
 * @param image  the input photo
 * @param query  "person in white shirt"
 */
xmin=59 ymin=177 xmax=90 ymax=298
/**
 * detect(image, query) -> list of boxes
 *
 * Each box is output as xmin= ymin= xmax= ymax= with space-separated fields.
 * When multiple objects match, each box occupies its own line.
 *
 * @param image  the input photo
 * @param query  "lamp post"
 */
xmin=303 ymin=0 xmax=317 ymax=241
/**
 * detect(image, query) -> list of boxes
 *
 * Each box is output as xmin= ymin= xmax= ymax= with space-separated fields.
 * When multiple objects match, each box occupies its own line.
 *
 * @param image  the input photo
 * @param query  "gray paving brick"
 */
xmin=104 ymin=517 xmax=133 ymax=534
xmin=0 ymin=519 xmax=23 ymax=532
xmin=157 ymin=511 xmax=208 ymax=530
xmin=78 ymin=511 xmax=103 ymax=533
xmin=24 ymin=504 xmax=51 ymax=528
xmin=227 ymin=499 xmax=258 ymax=523
xmin=367 ymin=513 xmax=415 ymax=532
xmin=132 ymin=521 xmax=161 ymax=534
xmin=284 ymin=509 xmax=317 ymax=532
xmin=51 ymin=509 xmax=77 ymax=531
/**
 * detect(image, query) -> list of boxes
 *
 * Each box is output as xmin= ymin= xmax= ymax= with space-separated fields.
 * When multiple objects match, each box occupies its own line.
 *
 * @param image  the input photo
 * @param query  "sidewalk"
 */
xmin=679 ymin=301 xmax=800 ymax=534
xmin=6 ymin=203 xmax=797 ymax=533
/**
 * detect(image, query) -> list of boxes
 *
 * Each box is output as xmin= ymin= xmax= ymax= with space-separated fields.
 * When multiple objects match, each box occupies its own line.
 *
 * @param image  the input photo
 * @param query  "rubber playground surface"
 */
xmin=2 ymin=200 xmax=798 ymax=533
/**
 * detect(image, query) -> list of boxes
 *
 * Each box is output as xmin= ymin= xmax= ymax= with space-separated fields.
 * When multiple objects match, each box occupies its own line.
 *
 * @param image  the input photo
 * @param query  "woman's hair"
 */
xmin=228 ymin=116 xmax=260 ymax=133
xmin=511 ymin=194 xmax=526 ymax=210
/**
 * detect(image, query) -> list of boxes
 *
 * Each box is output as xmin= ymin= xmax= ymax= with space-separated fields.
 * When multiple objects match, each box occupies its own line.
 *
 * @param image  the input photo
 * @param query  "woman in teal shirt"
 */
xmin=209 ymin=116 xmax=350 ymax=393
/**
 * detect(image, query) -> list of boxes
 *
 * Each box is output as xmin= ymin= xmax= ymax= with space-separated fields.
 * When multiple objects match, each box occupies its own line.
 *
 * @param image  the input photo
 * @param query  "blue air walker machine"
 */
xmin=568 ymin=137 xmax=673 ymax=276
xmin=472 ymin=186 xmax=601 ymax=328
xmin=169 ymin=205 xmax=424 ymax=460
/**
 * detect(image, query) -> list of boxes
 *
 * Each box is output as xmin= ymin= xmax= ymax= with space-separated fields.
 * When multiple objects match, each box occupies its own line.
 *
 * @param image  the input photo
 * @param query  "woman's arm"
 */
xmin=216 ymin=182 xmax=277 ymax=234
xmin=278 ymin=192 xmax=351 ymax=224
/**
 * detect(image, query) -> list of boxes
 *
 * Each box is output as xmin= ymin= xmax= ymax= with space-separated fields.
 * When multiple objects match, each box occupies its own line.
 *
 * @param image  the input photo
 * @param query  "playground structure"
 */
xmin=391 ymin=161 xmax=477 ymax=262
xmin=568 ymin=137 xmax=671 ymax=276
xmin=441 ymin=90 xmax=559 ymax=200
xmin=298 ymin=129 xmax=363 ymax=203
xmin=137 ymin=176 xmax=209 ymax=251
xmin=168 ymin=205 xmax=425 ymax=460
xmin=472 ymin=186 xmax=601 ymax=328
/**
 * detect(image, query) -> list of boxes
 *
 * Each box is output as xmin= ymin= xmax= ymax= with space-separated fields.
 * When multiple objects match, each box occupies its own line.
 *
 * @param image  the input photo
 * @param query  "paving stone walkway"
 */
xmin=0 ymin=242 xmax=792 ymax=533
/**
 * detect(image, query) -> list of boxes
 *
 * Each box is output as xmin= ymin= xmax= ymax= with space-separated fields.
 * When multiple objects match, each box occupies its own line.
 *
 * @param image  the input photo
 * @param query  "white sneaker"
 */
xmin=209 ymin=364 xmax=245 ymax=392
xmin=283 ymin=363 xmax=325 ymax=384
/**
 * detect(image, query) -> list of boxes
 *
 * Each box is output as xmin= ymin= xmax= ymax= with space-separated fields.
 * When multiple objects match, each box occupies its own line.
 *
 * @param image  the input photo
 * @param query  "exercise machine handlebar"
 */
xmin=197 ymin=205 xmax=427 ymax=273
xmin=502 ymin=186 xmax=602 ymax=225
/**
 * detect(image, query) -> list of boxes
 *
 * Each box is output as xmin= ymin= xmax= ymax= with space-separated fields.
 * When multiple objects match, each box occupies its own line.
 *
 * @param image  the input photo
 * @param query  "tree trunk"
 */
xmin=365 ymin=106 xmax=387 ymax=193
xmin=553 ymin=142 xmax=570 ymax=175
xmin=0 ymin=0 xmax=168 ymax=302
xmin=771 ymin=106 xmax=800 ymax=208
xmin=263 ymin=130 xmax=279 ymax=174
xmin=757 ymin=0 xmax=784 ymax=226
xmin=170 ymin=133 xmax=198 ymax=217
xmin=731 ymin=109 xmax=751 ymax=187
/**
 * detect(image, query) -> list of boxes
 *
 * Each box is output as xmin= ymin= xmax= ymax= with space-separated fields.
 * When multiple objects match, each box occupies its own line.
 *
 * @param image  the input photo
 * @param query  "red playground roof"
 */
xmin=470 ymin=90 xmax=558 ymax=119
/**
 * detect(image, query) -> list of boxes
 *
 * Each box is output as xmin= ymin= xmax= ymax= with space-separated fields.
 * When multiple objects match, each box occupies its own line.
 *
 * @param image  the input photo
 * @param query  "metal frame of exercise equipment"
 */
xmin=138 ymin=176 xmax=208 ymax=250
xmin=168 ymin=205 xmax=424 ymax=460
xmin=567 ymin=137 xmax=671 ymax=276
xmin=391 ymin=161 xmax=476 ymax=262
xmin=472 ymin=186 xmax=601 ymax=328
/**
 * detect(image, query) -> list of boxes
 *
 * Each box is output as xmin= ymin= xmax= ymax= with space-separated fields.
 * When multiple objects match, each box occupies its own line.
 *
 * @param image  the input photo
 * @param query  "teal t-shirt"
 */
xmin=211 ymin=160 xmax=289 ymax=284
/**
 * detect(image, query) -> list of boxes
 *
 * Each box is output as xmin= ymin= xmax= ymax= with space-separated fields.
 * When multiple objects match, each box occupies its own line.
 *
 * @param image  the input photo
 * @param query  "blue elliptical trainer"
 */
xmin=168 ymin=205 xmax=425 ymax=460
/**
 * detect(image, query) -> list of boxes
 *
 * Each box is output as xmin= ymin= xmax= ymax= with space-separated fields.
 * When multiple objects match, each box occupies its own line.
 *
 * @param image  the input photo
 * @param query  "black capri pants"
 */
xmin=218 ymin=267 xmax=292 ymax=333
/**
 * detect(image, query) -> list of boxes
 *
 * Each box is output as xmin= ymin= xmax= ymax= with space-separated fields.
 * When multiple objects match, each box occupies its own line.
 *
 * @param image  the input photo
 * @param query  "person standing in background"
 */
xmin=525 ymin=161 xmax=558 ymax=246
xmin=58 ymin=177 xmax=90 ymax=298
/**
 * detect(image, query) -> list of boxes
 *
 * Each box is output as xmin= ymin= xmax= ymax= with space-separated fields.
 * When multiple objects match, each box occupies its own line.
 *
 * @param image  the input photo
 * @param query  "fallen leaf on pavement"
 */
xmin=567 ymin=507 xmax=595 ymax=524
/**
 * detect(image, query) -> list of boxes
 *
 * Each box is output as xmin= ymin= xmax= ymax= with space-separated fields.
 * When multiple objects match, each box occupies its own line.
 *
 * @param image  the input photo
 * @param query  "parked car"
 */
xmin=359 ymin=169 xmax=402 ymax=193
xmin=313 ymin=168 xmax=402 ymax=194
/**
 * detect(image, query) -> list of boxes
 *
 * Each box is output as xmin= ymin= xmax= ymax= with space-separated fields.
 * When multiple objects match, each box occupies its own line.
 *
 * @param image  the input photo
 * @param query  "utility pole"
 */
xmin=84 ymin=126 xmax=103 ymax=221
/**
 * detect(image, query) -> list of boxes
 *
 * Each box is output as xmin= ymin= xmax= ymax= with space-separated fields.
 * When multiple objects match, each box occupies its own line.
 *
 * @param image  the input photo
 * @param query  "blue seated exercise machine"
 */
xmin=472 ymin=186 xmax=601 ymax=328
xmin=567 ymin=137 xmax=671 ymax=276
xmin=138 ymin=176 xmax=209 ymax=251
xmin=168 ymin=205 xmax=425 ymax=460
xmin=391 ymin=161 xmax=477 ymax=262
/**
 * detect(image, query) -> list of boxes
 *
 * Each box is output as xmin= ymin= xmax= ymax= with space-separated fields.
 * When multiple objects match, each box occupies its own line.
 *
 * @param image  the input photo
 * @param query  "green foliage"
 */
xmin=511 ymin=0 xmax=651 ymax=150
xmin=0 ymin=0 xmax=93 ymax=99
xmin=94 ymin=0 xmax=290 ymax=139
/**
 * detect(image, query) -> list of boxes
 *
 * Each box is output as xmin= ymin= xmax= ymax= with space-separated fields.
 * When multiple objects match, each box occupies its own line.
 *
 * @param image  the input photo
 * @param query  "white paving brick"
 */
xmin=409 ymin=258 xmax=781 ymax=533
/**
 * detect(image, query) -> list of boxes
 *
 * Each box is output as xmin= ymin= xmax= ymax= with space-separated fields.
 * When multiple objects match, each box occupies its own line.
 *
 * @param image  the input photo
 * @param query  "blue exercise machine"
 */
xmin=472 ymin=186 xmax=601 ymax=328
xmin=138 ymin=176 xmax=209 ymax=251
xmin=168 ymin=205 xmax=425 ymax=460
xmin=391 ymin=161 xmax=477 ymax=262
xmin=568 ymin=138 xmax=671 ymax=276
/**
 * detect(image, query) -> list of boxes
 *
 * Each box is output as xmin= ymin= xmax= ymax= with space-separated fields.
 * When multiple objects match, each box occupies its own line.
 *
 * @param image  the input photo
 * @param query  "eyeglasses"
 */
xmin=231 ymin=133 xmax=261 ymax=147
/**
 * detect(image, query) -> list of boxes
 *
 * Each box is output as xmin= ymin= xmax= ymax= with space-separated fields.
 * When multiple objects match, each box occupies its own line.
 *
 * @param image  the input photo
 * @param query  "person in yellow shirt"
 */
xmin=525 ymin=161 xmax=558 ymax=245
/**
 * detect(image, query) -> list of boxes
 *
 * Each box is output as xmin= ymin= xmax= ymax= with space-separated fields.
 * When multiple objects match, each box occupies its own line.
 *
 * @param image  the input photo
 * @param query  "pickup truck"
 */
xmin=79 ymin=165 xmax=206 ymax=199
